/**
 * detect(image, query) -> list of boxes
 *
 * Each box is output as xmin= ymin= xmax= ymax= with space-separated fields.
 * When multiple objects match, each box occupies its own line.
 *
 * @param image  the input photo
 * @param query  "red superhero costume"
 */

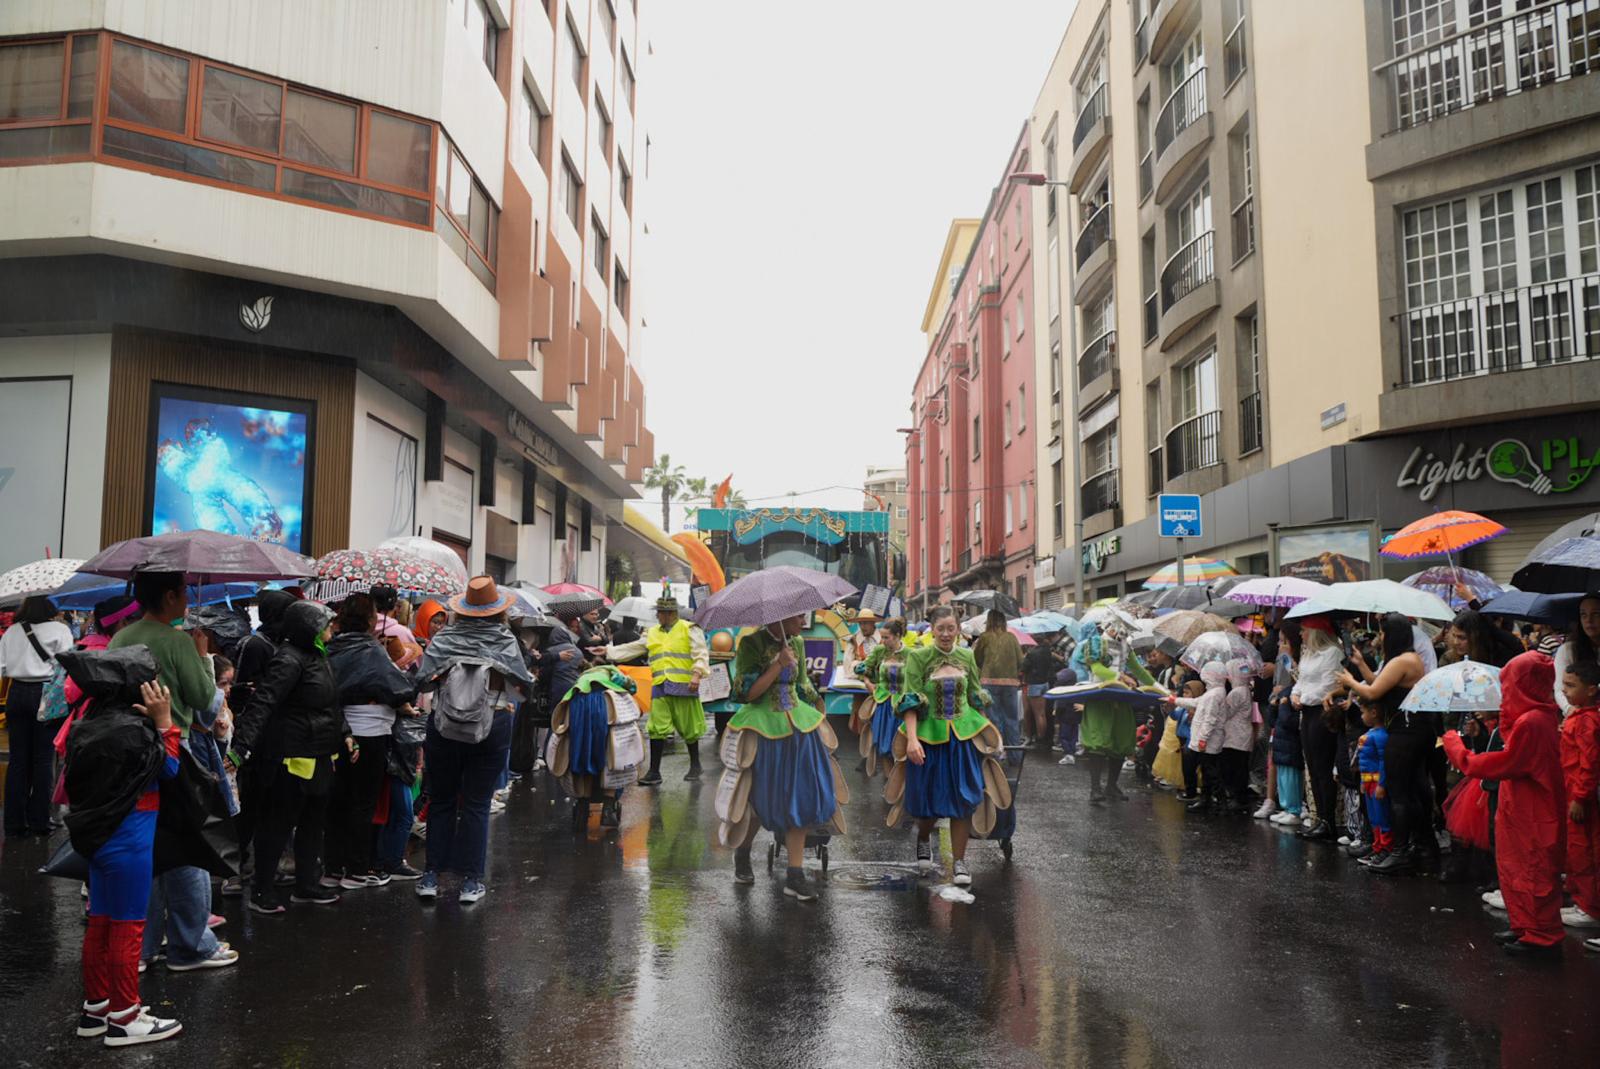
xmin=1561 ymin=704 xmax=1600 ymax=918
xmin=1443 ymin=652 xmax=1565 ymax=948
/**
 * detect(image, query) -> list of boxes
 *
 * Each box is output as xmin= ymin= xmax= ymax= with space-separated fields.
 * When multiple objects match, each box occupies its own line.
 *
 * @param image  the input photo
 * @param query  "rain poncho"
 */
xmin=419 ymin=617 xmax=535 ymax=692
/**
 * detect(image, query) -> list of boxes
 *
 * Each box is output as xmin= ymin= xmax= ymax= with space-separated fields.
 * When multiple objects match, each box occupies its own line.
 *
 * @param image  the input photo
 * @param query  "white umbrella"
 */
xmin=1284 ymin=579 xmax=1454 ymax=622
xmin=0 ymin=558 xmax=87 ymax=608
xmin=1227 ymin=575 xmax=1327 ymax=607
xmin=377 ymin=536 xmax=469 ymax=587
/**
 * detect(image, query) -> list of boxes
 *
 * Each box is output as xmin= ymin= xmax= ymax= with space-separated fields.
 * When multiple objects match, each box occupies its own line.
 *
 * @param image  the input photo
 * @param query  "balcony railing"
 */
xmin=1081 ymin=469 xmax=1121 ymax=517
xmin=1240 ymin=391 xmax=1263 ymax=456
xmin=1073 ymin=83 xmax=1108 ymax=150
xmin=1143 ymin=291 xmax=1159 ymax=344
xmin=1147 ymin=445 xmax=1164 ymax=495
xmin=1224 ymin=16 xmax=1248 ymax=87
xmin=1231 ymin=195 xmax=1255 ymax=263
xmin=1154 ymin=66 xmax=1208 ymax=158
xmin=1160 ymin=231 xmax=1216 ymax=311
xmin=958 ymin=549 xmax=973 ymax=573
xmin=1398 ymin=273 xmax=1600 ymax=386
xmin=1165 ymin=410 xmax=1222 ymax=480
xmin=1075 ymin=203 xmax=1113 ymax=269
xmin=1134 ymin=14 xmax=1150 ymax=67
xmin=1078 ymin=330 xmax=1116 ymax=387
xmin=1138 ymin=149 xmax=1153 ymax=201
xmin=1377 ymin=0 xmax=1600 ymax=133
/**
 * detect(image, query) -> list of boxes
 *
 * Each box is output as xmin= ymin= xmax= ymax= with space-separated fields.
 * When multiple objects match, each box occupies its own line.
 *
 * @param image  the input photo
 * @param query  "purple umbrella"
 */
xmin=80 ymin=529 xmax=317 ymax=582
xmin=693 ymin=566 xmax=858 ymax=629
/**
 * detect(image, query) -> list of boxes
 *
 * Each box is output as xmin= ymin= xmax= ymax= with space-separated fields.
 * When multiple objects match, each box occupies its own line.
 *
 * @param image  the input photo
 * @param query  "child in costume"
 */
xmin=884 ymin=606 xmax=1010 ymax=887
xmin=548 ymin=666 xmax=646 ymax=829
xmin=1354 ymin=700 xmax=1392 ymax=861
xmin=1070 ymin=617 xmax=1157 ymax=804
xmin=1558 ymin=660 xmax=1600 ymax=931
xmin=854 ymin=619 xmax=909 ymax=776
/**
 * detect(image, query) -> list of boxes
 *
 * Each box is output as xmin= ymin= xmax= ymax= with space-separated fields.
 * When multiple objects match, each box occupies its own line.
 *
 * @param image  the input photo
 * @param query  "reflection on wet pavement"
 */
xmin=1 ymin=744 xmax=1597 ymax=1068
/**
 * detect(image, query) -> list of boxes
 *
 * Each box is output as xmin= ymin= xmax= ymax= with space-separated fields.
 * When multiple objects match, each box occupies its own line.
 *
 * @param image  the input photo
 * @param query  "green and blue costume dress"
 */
xmin=548 ymin=666 xmax=647 ymax=800
xmin=854 ymin=642 xmax=910 ymax=774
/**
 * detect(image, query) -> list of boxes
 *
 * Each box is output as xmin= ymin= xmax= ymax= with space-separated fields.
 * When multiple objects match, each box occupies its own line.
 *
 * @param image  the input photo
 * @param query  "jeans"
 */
xmin=376 ymin=777 xmax=415 ymax=871
xmin=1056 ymin=704 xmax=1081 ymax=752
xmin=143 ymin=865 xmax=220 ymax=964
xmin=424 ymin=711 xmax=513 ymax=881
xmin=987 ymin=685 xmax=1022 ymax=747
xmin=3 ymin=680 xmax=54 ymax=833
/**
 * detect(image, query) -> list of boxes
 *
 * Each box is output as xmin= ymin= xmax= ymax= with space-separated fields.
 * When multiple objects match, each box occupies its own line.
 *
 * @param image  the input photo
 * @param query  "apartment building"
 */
xmin=0 ymin=0 xmax=656 ymax=586
xmin=905 ymin=130 xmax=1040 ymax=614
xmin=863 ymin=465 xmax=909 ymax=554
xmin=1027 ymin=0 xmax=1388 ymax=605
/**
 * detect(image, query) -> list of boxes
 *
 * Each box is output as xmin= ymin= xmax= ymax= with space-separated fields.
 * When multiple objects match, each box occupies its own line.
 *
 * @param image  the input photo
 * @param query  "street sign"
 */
xmin=1158 ymin=494 xmax=1202 ymax=539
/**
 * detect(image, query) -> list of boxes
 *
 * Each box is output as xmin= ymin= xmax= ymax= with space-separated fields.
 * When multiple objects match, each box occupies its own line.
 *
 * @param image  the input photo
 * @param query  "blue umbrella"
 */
xmin=49 ymin=573 xmax=262 ymax=611
xmin=693 ymin=566 xmax=857 ymax=630
xmin=1013 ymin=612 xmax=1074 ymax=634
xmin=1478 ymin=590 xmax=1586 ymax=625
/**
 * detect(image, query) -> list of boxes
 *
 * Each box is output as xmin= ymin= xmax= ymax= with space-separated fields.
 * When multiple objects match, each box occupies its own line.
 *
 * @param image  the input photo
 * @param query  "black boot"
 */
xmin=599 ymin=797 xmax=621 ymax=827
xmin=1087 ymin=756 xmax=1107 ymax=806
xmin=1106 ymin=759 xmax=1128 ymax=801
xmin=639 ymin=739 xmax=664 ymax=786
xmin=734 ymin=847 xmax=754 ymax=885
xmin=684 ymin=741 xmax=703 ymax=781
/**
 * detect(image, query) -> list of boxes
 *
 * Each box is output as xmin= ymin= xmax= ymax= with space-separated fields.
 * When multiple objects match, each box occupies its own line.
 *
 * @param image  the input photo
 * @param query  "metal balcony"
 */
xmin=1078 ymin=329 xmax=1116 ymax=389
xmin=1224 ymin=15 xmax=1248 ymax=87
xmin=1081 ymin=469 xmax=1121 ymax=517
xmin=1230 ymin=195 xmax=1255 ymax=264
xmin=1165 ymin=410 xmax=1222 ymax=480
xmin=1143 ymin=291 xmax=1158 ymax=345
xmin=1072 ymin=84 xmax=1108 ymax=150
xmin=1074 ymin=203 xmax=1113 ymax=270
xmin=1147 ymin=445 xmax=1164 ymax=495
xmin=1134 ymin=14 xmax=1150 ymax=67
xmin=1154 ymin=67 xmax=1208 ymax=159
xmin=1398 ymin=273 xmax=1600 ymax=385
xmin=1239 ymin=391 xmax=1263 ymax=456
xmin=1160 ymin=231 xmax=1215 ymax=311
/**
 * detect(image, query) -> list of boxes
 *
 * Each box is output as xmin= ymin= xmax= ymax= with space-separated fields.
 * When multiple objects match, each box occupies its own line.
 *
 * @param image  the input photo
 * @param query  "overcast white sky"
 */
xmin=638 ymin=1 xmax=1072 ymax=529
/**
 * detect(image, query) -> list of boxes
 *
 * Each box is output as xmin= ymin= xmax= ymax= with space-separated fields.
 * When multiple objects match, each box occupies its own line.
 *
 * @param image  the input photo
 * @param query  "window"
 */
xmin=1019 ymin=485 xmax=1028 ymax=528
xmin=567 ymin=19 xmax=586 ymax=93
xmin=366 ymin=111 xmax=431 ymax=191
xmin=1229 ymin=119 xmax=1255 ymax=262
xmin=465 ymin=0 xmax=499 ymax=75
xmin=1005 ymin=491 xmax=1014 ymax=535
xmin=434 ymin=136 xmax=498 ymax=290
xmin=523 ymin=83 xmax=547 ymax=169
xmin=618 ymin=158 xmax=632 ymax=212
xmin=1047 ymin=235 xmax=1061 ymax=320
xmin=0 ymin=40 xmax=67 ymax=119
xmin=1004 ymin=401 xmax=1013 ymax=443
xmin=1580 ymin=164 xmax=1600 ymax=275
xmin=0 ymin=34 xmax=97 ymax=159
xmin=1175 ymin=350 xmax=1220 ymax=422
xmin=595 ymin=96 xmax=611 ymax=162
xmin=591 ymin=210 xmax=609 ymax=277
xmin=1526 ymin=177 xmax=1566 ymax=284
xmin=1478 ymin=188 xmax=1517 ymax=292
xmin=199 ymin=66 xmax=281 ymax=153
xmin=1016 ymin=383 xmax=1027 ymax=431
xmin=109 ymin=39 xmax=190 ymax=133
xmin=620 ymin=51 xmax=637 ymax=112
xmin=1003 ymin=314 xmax=1012 ymax=356
xmin=614 ymin=260 xmax=630 ymax=315
xmin=1015 ymin=294 xmax=1026 ymax=336
xmin=560 ymin=153 xmax=583 ymax=227
xmin=972 ymin=416 xmax=981 ymax=460
xmin=284 ymin=89 xmax=357 ymax=173
xmin=1403 ymin=198 xmax=1470 ymax=306
xmin=1238 ymin=312 xmax=1263 ymax=455
xmin=1014 ymin=200 xmax=1023 ymax=247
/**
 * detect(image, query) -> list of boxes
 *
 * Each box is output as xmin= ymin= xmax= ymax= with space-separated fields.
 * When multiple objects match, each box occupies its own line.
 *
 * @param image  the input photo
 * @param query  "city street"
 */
xmin=1 ymin=745 xmax=1594 ymax=1069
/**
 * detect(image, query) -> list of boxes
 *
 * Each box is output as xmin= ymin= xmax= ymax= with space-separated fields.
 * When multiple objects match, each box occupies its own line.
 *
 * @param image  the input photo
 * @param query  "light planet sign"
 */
xmin=1395 ymin=435 xmax=1598 ymax=502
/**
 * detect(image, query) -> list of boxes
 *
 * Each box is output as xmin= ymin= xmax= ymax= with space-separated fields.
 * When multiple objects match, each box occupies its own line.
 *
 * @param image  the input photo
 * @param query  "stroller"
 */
xmin=766 ymin=828 xmax=832 ymax=875
xmin=976 ymin=745 xmax=1027 ymax=860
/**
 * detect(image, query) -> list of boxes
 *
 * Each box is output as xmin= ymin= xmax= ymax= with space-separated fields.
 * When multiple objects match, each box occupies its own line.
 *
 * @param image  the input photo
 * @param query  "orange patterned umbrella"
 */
xmin=1381 ymin=510 xmax=1506 ymax=560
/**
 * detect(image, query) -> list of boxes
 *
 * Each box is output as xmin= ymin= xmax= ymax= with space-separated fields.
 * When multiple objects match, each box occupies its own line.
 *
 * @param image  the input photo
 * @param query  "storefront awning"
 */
xmin=616 ymin=506 xmax=691 ymax=576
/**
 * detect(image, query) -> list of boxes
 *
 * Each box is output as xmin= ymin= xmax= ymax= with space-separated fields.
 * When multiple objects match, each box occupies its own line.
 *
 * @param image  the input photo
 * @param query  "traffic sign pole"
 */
xmin=1176 ymin=539 xmax=1184 ymax=589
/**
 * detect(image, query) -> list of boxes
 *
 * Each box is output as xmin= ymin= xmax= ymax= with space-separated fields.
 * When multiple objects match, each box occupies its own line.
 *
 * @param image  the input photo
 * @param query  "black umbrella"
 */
xmin=1478 ymin=591 xmax=1586 ymax=625
xmin=950 ymin=589 xmax=1022 ymax=618
xmin=1511 ymin=537 xmax=1600 ymax=595
xmin=544 ymin=592 xmax=604 ymax=619
xmin=1143 ymin=585 xmax=1256 ymax=619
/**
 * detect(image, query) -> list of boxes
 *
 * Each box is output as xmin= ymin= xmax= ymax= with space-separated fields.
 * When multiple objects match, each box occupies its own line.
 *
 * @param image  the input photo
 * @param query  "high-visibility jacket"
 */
xmin=647 ymin=620 xmax=700 ymax=693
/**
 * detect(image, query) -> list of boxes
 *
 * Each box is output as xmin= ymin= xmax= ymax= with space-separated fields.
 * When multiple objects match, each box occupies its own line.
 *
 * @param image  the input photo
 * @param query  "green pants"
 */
xmin=647 ymin=694 xmax=707 ymax=742
xmin=1079 ymin=701 xmax=1136 ymax=757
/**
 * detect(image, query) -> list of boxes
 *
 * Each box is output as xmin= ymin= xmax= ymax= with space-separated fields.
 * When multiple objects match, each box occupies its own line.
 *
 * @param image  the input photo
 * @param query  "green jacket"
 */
xmin=110 ymin=618 xmax=217 ymax=737
xmin=972 ymin=629 xmax=1025 ymax=681
xmin=728 ymin=627 xmax=823 ymax=739
xmin=901 ymin=643 xmax=991 ymax=745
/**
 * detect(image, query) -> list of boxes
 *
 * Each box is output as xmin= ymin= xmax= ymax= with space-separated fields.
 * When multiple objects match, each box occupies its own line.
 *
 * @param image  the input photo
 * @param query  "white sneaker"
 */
xmin=1561 ymin=905 xmax=1600 ymax=929
xmin=1122 ymin=759 xmax=1137 ymax=771
xmin=1435 ymin=829 xmax=1452 ymax=852
xmin=103 ymin=1007 xmax=182 ymax=1047
xmin=1057 ymin=754 xmax=1076 ymax=766
xmin=952 ymin=861 xmax=972 ymax=887
xmin=1278 ymin=814 xmax=1301 ymax=827
xmin=492 ymin=787 xmax=512 ymax=805
xmin=488 ymin=797 xmax=507 ymax=815
xmin=1483 ymin=890 xmax=1505 ymax=910
xmin=1269 ymin=811 xmax=1290 ymax=824
xmin=1337 ymin=835 xmax=1352 ymax=846
xmin=1253 ymin=800 xmax=1277 ymax=819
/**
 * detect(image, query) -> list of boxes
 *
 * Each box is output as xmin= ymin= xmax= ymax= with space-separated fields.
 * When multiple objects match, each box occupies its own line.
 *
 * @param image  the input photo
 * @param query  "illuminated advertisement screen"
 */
xmin=145 ymin=383 xmax=316 ymax=553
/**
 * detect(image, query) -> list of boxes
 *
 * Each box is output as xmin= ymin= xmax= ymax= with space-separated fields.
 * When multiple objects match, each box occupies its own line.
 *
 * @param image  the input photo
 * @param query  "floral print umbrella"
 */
xmin=1400 ymin=566 xmax=1504 ymax=611
xmin=1400 ymin=661 xmax=1502 ymax=714
xmin=308 ymin=548 xmax=464 ymax=602
xmin=0 ymin=558 xmax=87 ymax=608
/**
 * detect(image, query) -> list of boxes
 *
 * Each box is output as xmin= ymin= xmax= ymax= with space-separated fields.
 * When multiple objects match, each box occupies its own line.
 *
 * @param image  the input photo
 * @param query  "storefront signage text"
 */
xmin=1082 ymin=535 xmax=1121 ymax=575
xmin=1396 ymin=436 xmax=1599 ymax=502
xmin=507 ymin=409 xmax=558 ymax=467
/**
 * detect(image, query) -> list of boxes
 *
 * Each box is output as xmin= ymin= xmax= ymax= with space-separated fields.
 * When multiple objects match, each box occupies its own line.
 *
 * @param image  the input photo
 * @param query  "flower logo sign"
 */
xmin=240 ymin=296 xmax=274 ymax=333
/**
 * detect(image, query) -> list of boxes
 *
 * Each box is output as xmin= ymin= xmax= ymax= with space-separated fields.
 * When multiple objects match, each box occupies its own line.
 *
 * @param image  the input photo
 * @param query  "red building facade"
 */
xmin=906 ymin=128 xmax=1038 ymax=615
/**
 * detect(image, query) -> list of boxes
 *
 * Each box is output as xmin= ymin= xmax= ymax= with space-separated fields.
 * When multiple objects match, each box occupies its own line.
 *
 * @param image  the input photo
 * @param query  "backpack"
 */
xmin=432 ymin=659 xmax=497 ymax=745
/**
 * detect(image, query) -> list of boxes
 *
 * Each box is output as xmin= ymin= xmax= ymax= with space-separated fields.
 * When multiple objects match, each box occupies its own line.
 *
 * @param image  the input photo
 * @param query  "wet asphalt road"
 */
xmin=1 ymin=738 xmax=1597 ymax=1069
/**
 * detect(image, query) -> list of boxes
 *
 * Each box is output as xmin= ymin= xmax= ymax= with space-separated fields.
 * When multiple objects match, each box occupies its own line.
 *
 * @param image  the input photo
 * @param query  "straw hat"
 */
xmin=855 ymin=609 xmax=880 ymax=623
xmin=450 ymin=576 xmax=515 ymax=618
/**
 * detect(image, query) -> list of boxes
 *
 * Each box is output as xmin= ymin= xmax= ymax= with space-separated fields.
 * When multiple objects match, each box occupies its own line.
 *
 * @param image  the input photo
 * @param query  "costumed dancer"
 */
xmin=853 ymin=619 xmax=909 ymax=776
xmin=547 ymin=665 xmax=647 ymax=829
xmin=1558 ymin=659 xmax=1600 ymax=931
xmin=883 ymin=606 xmax=1011 ymax=887
xmin=717 ymin=615 xmax=847 ymax=902
xmin=62 ymin=650 xmax=184 ymax=1047
xmin=1071 ymin=617 xmax=1156 ymax=805
xmin=605 ymin=584 xmax=709 ymax=785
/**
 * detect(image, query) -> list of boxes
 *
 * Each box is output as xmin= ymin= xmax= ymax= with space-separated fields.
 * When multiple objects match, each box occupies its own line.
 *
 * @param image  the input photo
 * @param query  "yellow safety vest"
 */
xmin=646 ymin=620 xmax=695 ymax=688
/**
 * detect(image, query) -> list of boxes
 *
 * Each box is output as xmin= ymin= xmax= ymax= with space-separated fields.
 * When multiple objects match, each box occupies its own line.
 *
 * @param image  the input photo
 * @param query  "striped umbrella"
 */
xmin=1142 ymin=557 xmax=1238 ymax=589
xmin=1381 ymin=510 xmax=1505 ymax=560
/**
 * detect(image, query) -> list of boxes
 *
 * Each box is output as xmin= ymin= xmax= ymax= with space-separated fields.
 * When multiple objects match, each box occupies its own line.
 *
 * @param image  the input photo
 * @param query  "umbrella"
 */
xmin=693 ymin=566 xmax=857 ymax=630
xmin=1400 ymin=566 xmax=1504 ymax=611
xmin=1130 ymin=633 xmax=1185 ymax=659
xmin=1227 ymin=576 xmax=1327 ymax=607
xmin=50 ymin=574 xmax=259 ymax=611
xmin=0 ymin=557 xmax=87 ymax=608
xmin=1009 ymin=627 xmax=1037 ymax=647
xmin=1477 ymin=590 xmax=1586 ymax=625
xmin=1209 ymin=574 xmax=1266 ymax=596
xmin=1400 ymin=661 xmax=1502 ymax=715
xmin=1153 ymin=610 xmax=1236 ymax=646
xmin=543 ymin=582 xmax=612 ymax=605
xmin=1526 ymin=512 xmax=1600 ymax=561
xmin=505 ymin=587 xmax=548 ymax=624
xmin=1142 ymin=557 xmax=1238 ymax=589
xmin=1013 ymin=612 xmax=1072 ymax=635
xmin=1139 ymin=584 xmax=1258 ymax=619
xmin=545 ymin=592 xmax=605 ymax=619
xmin=80 ymin=530 xmax=315 ymax=583
xmin=1080 ymin=605 xmax=1138 ymax=632
xmin=1381 ymin=510 xmax=1506 ymax=561
xmin=609 ymin=595 xmax=660 ymax=622
xmin=1179 ymin=630 xmax=1263 ymax=673
xmin=1284 ymin=579 xmax=1454 ymax=621
xmin=1511 ymin=537 xmax=1600 ymax=595
xmin=950 ymin=589 xmax=1022 ymax=618
xmin=308 ymin=548 xmax=463 ymax=602
xmin=378 ymin=536 xmax=469 ymax=587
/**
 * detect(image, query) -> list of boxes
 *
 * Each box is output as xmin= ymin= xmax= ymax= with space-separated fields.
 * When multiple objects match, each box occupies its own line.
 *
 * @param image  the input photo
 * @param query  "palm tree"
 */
xmin=643 ymin=454 xmax=687 ymax=531
xmin=725 ymin=488 xmax=749 ymax=509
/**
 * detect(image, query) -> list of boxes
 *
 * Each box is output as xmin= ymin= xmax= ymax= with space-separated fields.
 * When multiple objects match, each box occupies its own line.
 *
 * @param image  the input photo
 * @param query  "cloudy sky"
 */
xmin=638 ymin=1 xmax=1073 ymax=529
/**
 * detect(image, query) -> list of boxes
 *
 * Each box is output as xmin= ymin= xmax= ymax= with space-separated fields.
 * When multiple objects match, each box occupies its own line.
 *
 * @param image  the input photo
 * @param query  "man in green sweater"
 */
xmin=109 ymin=571 xmax=239 ymax=973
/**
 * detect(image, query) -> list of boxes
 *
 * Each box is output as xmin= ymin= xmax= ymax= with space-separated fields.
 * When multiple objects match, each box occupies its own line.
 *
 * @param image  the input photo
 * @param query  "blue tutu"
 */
xmin=903 ymin=736 xmax=985 ymax=820
xmin=749 ymin=729 xmax=837 ymax=833
xmin=567 ymin=688 xmax=610 ymax=778
xmin=869 ymin=698 xmax=900 ymax=757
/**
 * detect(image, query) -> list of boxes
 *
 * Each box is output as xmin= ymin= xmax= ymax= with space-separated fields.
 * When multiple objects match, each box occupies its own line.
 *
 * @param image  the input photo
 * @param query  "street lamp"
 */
xmin=1008 ymin=172 xmax=1085 ymax=612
